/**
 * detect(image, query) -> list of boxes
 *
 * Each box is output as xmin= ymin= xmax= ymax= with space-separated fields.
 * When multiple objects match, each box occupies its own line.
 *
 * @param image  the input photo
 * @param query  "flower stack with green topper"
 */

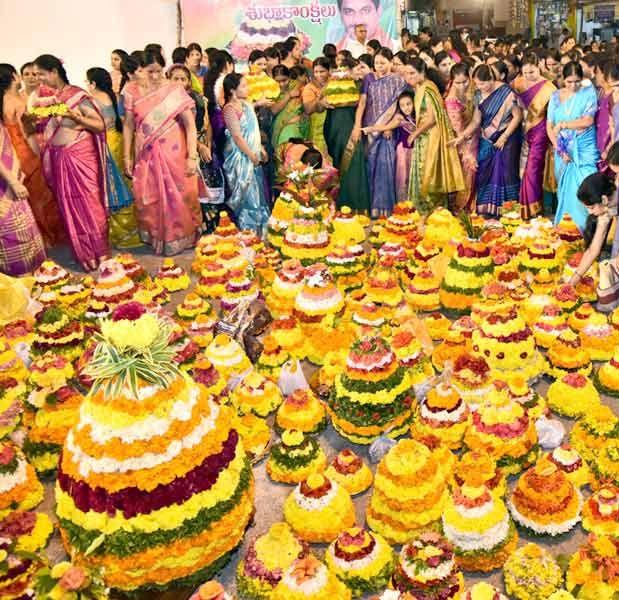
xmin=327 ymin=336 xmax=414 ymax=444
xmin=266 ymin=430 xmax=327 ymax=485
xmin=55 ymin=302 xmax=255 ymax=594
xmin=324 ymin=527 xmax=395 ymax=598
xmin=0 ymin=443 xmax=44 ymax=519
xmin=367 ymin=439 xmax=450 ymax=544
xmin=236 ymin=522 xmax=309 ymax=600
xmin=440 ymin=214 xmax=494 ymax=315
xmin=30 ymin=305 xmax=85 ymax=363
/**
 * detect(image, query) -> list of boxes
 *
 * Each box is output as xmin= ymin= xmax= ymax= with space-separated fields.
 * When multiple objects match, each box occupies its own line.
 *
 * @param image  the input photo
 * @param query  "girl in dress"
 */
xmin=0 ymin=63 xmax=64 ymax=247
xmin=35 ymin=54 xmax=109 ymax=271
xmin=513 ymin=53 xmax=556 ymax=219
xmin=86 ymin=67 xmax=140 ymax=248
xmin=222 ymin=73 xmax=269 ymax=234
xmin=122 ymin=50 xmax=201 ymax=255
xmin=445 ymin=62 xmax=479 ymax=212
xmin=404 ymin=58 xmax=464 ymax=215
xmin=547 ymin=61 xmax=599 ymax=231
xmin=302 ymin=57 xmax=331 ymax=160
xmin=454 ymin=64 xmax=523 ymax=217
xmin=353 ymin=47 xmax=407 ymax=216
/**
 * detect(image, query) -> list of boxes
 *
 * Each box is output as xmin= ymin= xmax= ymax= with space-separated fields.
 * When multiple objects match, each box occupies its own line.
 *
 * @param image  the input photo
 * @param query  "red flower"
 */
xmin=0 ymin=445 xmax=15 ymax=465
xmin=563 ymin=372 xmax=587 ymax=388
xmin=111 ymin=301 xmax=146 ymax=322
xmin=59 ymin=566 xmax=88 ymax=591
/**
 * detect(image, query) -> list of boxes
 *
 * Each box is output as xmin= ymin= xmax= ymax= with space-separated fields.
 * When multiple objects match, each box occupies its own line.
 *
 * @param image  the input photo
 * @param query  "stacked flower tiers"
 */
xmin=55 ymin=303 xmax=254 ymax=593
xmin=327 ymin=336 xmax=414 ymax=444
xmin=367 ymin=439 xmax=449 ymax=544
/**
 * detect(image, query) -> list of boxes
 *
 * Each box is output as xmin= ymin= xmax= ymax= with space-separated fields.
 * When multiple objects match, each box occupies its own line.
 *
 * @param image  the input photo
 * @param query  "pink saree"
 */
xmin=126 ymin=82 xmax=200 ymax=255
xmin=0 ymin=121 xmax=45 ymax=275
xmin=41 ymin=85 xmax=109 ymax=270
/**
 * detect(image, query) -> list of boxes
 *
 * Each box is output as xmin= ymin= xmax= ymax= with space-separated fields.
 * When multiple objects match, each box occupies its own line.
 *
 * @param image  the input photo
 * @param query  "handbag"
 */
xmin=596 ymin=258 xmax=619 ymax=312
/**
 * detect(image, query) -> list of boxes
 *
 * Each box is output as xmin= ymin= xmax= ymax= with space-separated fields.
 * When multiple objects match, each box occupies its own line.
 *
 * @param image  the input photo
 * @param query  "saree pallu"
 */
xmin=324 ymin=106 xmax=370 ymax=213
xmin=223 ymin=102 xmax=270 ymax=234
xmin=0 ymin=122 xmax=45 ymax=275
xmin=518 ymin=79 xmax=555 ymax=219
xmin=105 ymin=128 xmax=140 ymax=248
xmin=475 ymin=85 xmax=521 ymax=217
xmin=272 ymin=86 xmax=309 ymax=152
xmin=395 ymin=118 xmax=414 ymax=203
xmin=302 ymin=82 xmax=330 ymax=160
xmin=129 ymin=83 xmax=201 ymax=255
xmin=5 ymin=121 xmax=64 ymax=248
xmin=597 ymin=92 xmax=612 ymax=174
xmin=256 ymin=105 xmax=275 ymax=201
xmin=548 ymin=87 xmax=599 ymax=231
xmin=363 ymin=73 xmax=407 ymax=216
xmin=41 ymin=86 xmax=109 ymax=270
xmin=445 ymin=94 xmax=478 ymax=212
xmin=410 ymin=82 xmax=465 ymax=216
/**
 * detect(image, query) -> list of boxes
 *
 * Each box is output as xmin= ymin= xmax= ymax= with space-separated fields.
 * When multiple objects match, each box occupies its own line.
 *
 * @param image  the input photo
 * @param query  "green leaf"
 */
xmin=84 ymin=533 xmax=106 ymax=556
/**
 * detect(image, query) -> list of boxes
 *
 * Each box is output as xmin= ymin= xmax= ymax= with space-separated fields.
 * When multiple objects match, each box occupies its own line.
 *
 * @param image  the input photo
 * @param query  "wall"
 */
xmin=0 ymin=0 xmax=178 ymax=85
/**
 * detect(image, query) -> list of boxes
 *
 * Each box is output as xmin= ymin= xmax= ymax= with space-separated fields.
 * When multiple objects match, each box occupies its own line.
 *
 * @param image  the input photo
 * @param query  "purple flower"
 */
xmin=111 ymin=302 xmax=146 ymax=322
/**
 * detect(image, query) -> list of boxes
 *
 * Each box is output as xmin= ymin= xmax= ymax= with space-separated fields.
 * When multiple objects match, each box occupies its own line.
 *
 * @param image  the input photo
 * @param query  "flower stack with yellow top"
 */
xmin=547 ymin=372 xmax=600 ymax=418
xmin=471 ymin=307 xmax=546 ymax=381
xmin=411 ymin=382 xmax=470 ymax=451
xmin=582 ymin=484 xmax=619 ymax=536
xmin=519 ymin=240 xmax=561 ymax=278
xmin=565 ymin=534 xmax=619 ymax=600
xmin=55 ymin=302 xmax=255 ymax=594
xmin=458 ymin=582 xmax=509 ymax=600
xmin=246 ymin=68 xmax=280 ymax=103
xmin=325 ymin=449 xmax=373 ymax=496
xmin=269 ymin=316 xmax=306 ymax=360
xmin=232 ymin=369 xmax=283 ymax=417
xmin=367 ymin=439 xmax=450 ymax=544
xmin=268 ymin=189 xmax=301 ymax=249
xmin=256 ymin=334 xmax=289 ymax=382
xmin=424 ymin=208 xmax=465 ymax=251
xmin=0 ymin=442 xmax=44 ymax=518
xmin=365 ymin=262 xmax=404 ymax=309
xmin=220 ymin=262 xmax=260 ymax=313
xmin=331 ymin=206 xmax=366 ymax=246
xmin=594 ymin=346 xmax=619 ymax=397
xmin=441 ymin=462 xmax=518 ymax=572
xmin=205 ymin=333 xmax=251 ymax=378
xmin=504 ymin=374 xmax=546 ymax=419
xmin=275 ymin=388 xmax=327 ymax=435
xmin=508 ymin=457 xmax=582 ymax=536
xmin=57 ymin=281 xmax=92 ymax=318
xmin=453 ymin=450 xmax=506 ymax=502
xmin=271 ymin=554 xmax=352 ymax=600
xmin=546 ymin=329 xmax=592 ymax=380
xmin=196 ymin=259 xmax=229 ymax=299
xmin=533 ymin=302 xmax=569 ymax=348
xmin=324 ymin=526 xmax=395 ymax=598
xmin=406 ymin=268 xmax=442 ymax=312
xmin=266 ymin=430 xmax=327 ymax=485
xmin=391 ymin=531 xmax=464 ymax=598
xmin=327 ymin=336 xmax=414 ymax=444
xmin=23 ymin=353 xmax=83 ymax=476
xmin=266 ymin=260 xmax=305 ymax=317
xmin=391 ymin=328 xmax=434 ymax=385
xmin=546 ymin=444 xmax=591 ymax=488
xmin=464 ymin=390 xmax=539 ymax=475
xmin=555 ymin=213 xmax=584 ymax=253
xmin=503 ymin=543 xmax=563 ymax=600
xmin=236 ymin=521 xmax=310 ymax=600
xmin=283 ymin=472 xmax=355 ymax=543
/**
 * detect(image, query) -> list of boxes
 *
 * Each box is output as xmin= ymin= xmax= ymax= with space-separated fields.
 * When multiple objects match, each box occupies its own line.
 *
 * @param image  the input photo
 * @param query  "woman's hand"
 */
xmin=448 ymin=135 xmax=463 ymax=147
xmin=9 ymin=178 xmax=29 ymax=200
xmin=351 ymin=126 xmax=362 ymax=143
xmin=63 ymin=107 xmax=83 ymax=125
xmin=319 ymin=97 xmax=334 ymax=110
xmin=289 ymin=87 xmax=301 ymax=99
xmin=407 ymin=132 xmax=417 ymax=145
xmin=250 ymin=152 xmax=261 ymax=166
xmin=494 ymin=134 xmax=507 ymax=150
xmin=254 ymin=98 xmax=274 ymax=108
xmin=186 ymin=157 xmax=198 ymax=177
xmin=569 ymin=272 xmax=581 ymax=287
xmin=198 ymin=143 xmax=212 ymax=163
xmin=361 ymin=126 xmax=375 ymax=134
xmin=260 ymin=147 xmax=268 ymax=162
xmin=383 ymin=130 xmax=392 ymax=140
xmin=123 ymin=158 xmax=134 ymax=179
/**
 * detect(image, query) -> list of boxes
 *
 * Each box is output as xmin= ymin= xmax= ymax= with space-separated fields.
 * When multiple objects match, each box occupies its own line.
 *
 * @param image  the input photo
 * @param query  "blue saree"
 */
xmin=223 ymin=101 xmax=270 ymax=234
xmin=361 ymin=72 xmax=407 ymax=216
xmin=548 ymin=85 xmax=599 ymax=231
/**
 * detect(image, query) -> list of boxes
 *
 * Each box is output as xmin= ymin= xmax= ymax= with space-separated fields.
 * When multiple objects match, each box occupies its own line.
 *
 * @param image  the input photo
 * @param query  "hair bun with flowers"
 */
xmin=83 ymin=302 xmax=180 ymax=399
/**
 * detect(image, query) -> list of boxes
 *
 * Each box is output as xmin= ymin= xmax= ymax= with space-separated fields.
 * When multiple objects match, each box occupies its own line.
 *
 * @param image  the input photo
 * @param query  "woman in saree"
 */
xmin=513 ymin=53 xmax=556 ymax=219
xmin=454 ymin=64 xmax=523 ymax=218
xmin=86 ymin=68 xmax=140 ymax=249
xmin=595 ymin=60 xmax=614 ymax=174
xmin=271 ymin=65 xmax=309 ymax=176
xmin=324 ymin=59 xmax=370 ymax=213
xmin=123 ymin=50 xmax=201 ymax=255
xmin=547 ymin=61 xmax=599 ymax=231
xmin=403 ymin=58 xmax=465 ymax=215
xmin=302 ymin=57 xmax=331 ymax=160
xmin=0 ymin=63 xmax=64 ymax=247
xmin=186 ymin=42 xmax=208 ymax=95
xmin=352 ymin=48 xmax=407 ymax=216
xmin=445 ymin=62 xmax=479 ymax=212
xmin=222 ymin=73 xmax=269 ymax=234
xmin=0 ymin=119 xmax=45 ymax=275
xmin=34 ymin=54 xmax=109 ymax=271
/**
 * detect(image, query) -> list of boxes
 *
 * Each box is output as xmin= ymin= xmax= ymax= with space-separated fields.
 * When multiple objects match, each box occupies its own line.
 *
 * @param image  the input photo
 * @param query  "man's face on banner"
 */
xmin=340 ymin=0 xmax=381 ymax=40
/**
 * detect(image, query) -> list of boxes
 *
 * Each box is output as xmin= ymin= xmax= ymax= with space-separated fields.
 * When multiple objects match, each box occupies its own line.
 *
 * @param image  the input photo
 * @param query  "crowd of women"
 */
xmin=2 ymin=28 xmax=619 ymax=276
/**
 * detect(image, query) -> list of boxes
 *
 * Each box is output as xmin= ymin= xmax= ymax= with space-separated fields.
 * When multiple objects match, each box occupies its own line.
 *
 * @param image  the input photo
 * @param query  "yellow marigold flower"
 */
xmin=50 ymin=561 xmax=72 ymax=579
xmin=592 ymin=535 xmax=617 ymax=558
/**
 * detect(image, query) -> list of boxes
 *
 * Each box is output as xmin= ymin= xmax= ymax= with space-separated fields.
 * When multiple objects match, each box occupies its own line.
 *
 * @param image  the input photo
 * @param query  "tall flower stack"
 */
xmin=55 ymin=302 xmax=255 ymax=593
xmin=367 ymin=439 xmax=450 ymax=544
xmin=327 ymin=336 xmax=414 ymax=444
